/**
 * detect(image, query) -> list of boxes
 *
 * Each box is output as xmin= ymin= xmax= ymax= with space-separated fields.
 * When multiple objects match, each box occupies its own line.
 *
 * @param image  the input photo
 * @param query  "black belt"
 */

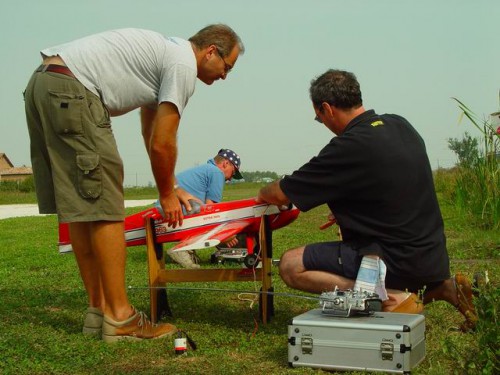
xmin=36 ymin=64 xmax=75 ymax=79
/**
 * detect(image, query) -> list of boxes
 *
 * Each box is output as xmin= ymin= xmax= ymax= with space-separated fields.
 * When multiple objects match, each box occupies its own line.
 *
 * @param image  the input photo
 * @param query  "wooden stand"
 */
xmin=145 ymin=216 xmax=274 ymax=324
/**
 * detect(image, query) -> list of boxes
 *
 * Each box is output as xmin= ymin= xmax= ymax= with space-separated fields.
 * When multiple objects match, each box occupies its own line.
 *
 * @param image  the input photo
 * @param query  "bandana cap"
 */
xmin=217 ymin=148 xmax=242 ymax=179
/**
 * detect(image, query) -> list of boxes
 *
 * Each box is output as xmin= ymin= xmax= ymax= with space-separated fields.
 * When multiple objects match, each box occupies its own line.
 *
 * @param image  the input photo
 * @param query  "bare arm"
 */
xmin=256 ymin=179 xmax=290 ymax=205
xmin=140 ymin=106 xmax=156 ymax=157
xmin=141 ymin=102 xmax=183 ymax=227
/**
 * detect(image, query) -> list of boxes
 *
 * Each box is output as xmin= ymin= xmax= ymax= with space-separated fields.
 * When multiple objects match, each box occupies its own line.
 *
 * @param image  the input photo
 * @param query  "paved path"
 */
xmin=0 ymin=200 xmax=154 ymax=220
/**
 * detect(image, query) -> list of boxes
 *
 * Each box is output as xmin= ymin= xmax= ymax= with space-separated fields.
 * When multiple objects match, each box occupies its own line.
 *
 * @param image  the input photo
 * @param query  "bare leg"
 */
xmin=70 ymin=221 xmax=132 ymax=321
xmin=70 ymin=222 xmax=105 ymax=310
xmin=279 ymin=246 xmax=417 ymax=308
xmin=278 ymin=246 xmax=354 ymax=293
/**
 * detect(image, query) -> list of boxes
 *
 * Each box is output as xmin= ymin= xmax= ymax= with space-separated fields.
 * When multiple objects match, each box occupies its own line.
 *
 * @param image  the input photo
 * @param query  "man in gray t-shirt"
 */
xmin=24 ymin=24 xmax=245 ymax=342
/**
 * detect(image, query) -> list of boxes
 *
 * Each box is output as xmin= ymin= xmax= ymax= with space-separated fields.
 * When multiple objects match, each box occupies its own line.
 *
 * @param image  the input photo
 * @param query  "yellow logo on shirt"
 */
xmin=371 ymin=120 xmax=384 ymax=127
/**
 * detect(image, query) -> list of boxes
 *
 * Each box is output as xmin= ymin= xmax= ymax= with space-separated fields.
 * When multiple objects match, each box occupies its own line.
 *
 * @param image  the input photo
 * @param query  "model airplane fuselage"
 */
xmin=58 ymin=198 xmax=300 ymax=264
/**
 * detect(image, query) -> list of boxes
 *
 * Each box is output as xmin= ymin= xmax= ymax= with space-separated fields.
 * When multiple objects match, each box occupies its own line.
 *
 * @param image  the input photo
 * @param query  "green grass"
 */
xmin=0 ymin=183 xmax=498 ymax=374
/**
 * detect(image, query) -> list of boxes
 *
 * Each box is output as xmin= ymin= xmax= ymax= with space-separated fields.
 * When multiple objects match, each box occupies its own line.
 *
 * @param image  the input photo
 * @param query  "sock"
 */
xmin=354 ymin=256 xmax=388 ymax=301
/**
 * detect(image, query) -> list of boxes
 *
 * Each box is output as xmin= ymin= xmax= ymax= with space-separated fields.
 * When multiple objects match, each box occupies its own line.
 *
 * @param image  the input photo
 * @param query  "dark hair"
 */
xmin=309 ymin=69 xmax=362 ymax=110
xmin=189 ymin=24 xmax=245 ymax=57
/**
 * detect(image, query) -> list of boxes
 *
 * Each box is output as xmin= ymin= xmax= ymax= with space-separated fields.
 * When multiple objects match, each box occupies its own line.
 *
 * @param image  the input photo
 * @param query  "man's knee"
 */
xmin=278 ymin=247 xmax=305 ymax=286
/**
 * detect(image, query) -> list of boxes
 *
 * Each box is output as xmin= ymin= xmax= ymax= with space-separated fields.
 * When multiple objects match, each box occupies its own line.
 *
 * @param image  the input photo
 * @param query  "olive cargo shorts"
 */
xmin=24 ymin=68 xmax=125 ymax=223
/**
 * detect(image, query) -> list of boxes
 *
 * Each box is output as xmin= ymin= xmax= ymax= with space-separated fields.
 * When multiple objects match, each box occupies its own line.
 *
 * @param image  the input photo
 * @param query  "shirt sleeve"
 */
xmin=158 ymin=63 xmax=196 ymax=116
xmin=280 ymin=136 xmax=370 ymax=212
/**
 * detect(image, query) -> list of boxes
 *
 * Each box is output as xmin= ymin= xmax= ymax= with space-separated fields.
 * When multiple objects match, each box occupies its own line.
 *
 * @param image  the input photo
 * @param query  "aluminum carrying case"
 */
xmin=288 ymin=309 xmax=425 ymax=374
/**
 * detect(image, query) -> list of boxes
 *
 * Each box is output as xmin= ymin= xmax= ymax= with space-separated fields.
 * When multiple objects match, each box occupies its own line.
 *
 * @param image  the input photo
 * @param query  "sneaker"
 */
xmin=167 ymin=249 xmax=200 ymax=269
xmin=102 ymin=307 xmax=177 ymax=343
xmin=83 ymin=307 xmax=104 ymax=336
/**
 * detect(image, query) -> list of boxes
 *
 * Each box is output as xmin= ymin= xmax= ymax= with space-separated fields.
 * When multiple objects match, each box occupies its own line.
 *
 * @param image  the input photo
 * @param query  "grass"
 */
xmin=0 ymin=183 xmax=498 ymax=374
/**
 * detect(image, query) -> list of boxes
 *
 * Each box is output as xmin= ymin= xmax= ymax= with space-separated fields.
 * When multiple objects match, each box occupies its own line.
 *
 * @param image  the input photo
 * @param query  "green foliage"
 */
xmin=0 ymin=176 xmax=36 ymax=193
xmin=446 ymin=98 xmax=500 ymax=230
xmin=18 ymin=175 xmax=35 ymax=193
xmin=0 ymin=177 xmax=37 ymax=204
xmin=240 ymin=170 xmax=280 ymax=182
xmin=442 ymin=284 xmax=499 ymax=374
xmin=0 ymin=180 xmax=20 ymax=192
xmin=448 ymin=132 xmax=479 ymax=168
xmin=433 ymin=167 xmax=457 ymax=201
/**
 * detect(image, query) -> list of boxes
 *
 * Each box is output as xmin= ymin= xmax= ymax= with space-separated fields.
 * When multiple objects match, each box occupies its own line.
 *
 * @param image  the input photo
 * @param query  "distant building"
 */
xmin=0 ymin=153 xmax=33 ymax=182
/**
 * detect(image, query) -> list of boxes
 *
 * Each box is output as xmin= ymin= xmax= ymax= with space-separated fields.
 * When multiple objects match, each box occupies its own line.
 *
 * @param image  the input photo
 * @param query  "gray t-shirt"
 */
xmin=41 ymin=28 xmax=197 ymax=116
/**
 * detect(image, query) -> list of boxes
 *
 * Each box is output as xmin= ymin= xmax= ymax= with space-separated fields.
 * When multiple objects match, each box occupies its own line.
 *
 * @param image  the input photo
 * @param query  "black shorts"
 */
xmin=303 ymin=241 xmax=443 ymax=292
xmin=303 ymin=241 xmax=362 ymax=280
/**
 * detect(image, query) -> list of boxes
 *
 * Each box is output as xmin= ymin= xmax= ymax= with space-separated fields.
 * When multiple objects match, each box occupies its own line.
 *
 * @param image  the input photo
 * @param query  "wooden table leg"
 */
xmin=259 ymin=215 xmax=274 ymax=323
xmin=145 ymin=217 xmax=160 ymax=323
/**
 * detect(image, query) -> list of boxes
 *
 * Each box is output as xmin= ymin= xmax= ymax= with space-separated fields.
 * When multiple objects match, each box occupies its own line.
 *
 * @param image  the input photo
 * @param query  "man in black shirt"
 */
xmin=257 ymin=69 xmax=477 ymax=331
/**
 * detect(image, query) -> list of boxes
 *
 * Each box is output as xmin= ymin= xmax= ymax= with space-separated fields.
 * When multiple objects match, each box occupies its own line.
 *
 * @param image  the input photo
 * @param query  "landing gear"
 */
xmin=243 ymin=253 xmax=259 ymax=269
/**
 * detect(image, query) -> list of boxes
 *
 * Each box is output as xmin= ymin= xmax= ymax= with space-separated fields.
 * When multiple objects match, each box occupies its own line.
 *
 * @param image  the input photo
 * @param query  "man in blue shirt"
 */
xmin=177 ymin=148 xmax=242 ymax=205
xmin=168 ymin=148 xmax=243 ymax=268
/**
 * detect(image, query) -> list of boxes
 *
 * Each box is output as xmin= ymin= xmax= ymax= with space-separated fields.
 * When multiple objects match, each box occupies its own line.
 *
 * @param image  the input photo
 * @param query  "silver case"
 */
xmin=288 ymin=309 xmax=425 ymax=374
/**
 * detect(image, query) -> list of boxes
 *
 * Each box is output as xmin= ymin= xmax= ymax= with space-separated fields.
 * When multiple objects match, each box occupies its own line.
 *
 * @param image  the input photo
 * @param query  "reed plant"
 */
xmin=447 ymin=98 xmax=500 ymax=230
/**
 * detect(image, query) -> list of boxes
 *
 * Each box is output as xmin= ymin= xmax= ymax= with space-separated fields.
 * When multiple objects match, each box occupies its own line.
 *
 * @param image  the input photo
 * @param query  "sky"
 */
xmin=1 ymin=0 xmax=499 ymax=186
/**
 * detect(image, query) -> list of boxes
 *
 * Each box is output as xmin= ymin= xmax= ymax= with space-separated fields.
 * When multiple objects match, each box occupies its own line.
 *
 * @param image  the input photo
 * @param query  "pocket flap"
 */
xmin=76 ymin=153 xmax=100 ymax=172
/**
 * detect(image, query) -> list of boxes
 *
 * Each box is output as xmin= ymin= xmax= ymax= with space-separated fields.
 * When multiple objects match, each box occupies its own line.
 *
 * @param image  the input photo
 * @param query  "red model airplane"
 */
xmin=58 ymin=198 xmax=300 ymax=267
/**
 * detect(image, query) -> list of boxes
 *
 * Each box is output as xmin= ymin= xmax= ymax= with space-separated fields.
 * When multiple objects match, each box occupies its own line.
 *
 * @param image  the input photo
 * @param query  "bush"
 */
xmin=442 ymin=283 xmax=499 ymax=374
xmin=18 ymin=175 xmax=35 ymax=193
xmin=0 ymin=176 xmax=35 ymax=193
xmin=0 ymin=180 xmax=19 ymax=192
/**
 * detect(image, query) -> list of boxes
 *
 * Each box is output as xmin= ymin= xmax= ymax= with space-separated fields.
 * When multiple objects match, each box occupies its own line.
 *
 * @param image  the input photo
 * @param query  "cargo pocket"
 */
xmin=87 ymin=90 xmax=111 ymax=129
xmin=76 ymin=153 xmax=102 ymax=199
xmin=48 ymin=90 xmax=85 ymax=135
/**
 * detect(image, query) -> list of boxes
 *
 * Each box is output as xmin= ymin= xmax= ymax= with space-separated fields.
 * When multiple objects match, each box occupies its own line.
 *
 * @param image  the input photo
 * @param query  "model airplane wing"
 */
xmin=170 ymin=220 xmax=251 ymax=252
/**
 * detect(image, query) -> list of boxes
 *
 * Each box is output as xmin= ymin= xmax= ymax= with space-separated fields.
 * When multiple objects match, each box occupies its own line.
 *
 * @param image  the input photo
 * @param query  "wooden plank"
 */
xmin=157 ymin=268 xmax=263 ymax=283
xmin=260 ymin=216 xmax=270 ymax=323
xmin=145 ymin=215 xmax=275 ymax=324
xmin=145 ymin=217 xmax=159 ymax=322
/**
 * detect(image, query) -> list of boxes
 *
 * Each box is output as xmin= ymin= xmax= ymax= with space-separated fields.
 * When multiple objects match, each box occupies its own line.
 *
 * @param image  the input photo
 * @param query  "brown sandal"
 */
xmin=454 ymin=273 xmax=478 ymax=332
xmin=384 ymin=293 xmax=424 ymax=314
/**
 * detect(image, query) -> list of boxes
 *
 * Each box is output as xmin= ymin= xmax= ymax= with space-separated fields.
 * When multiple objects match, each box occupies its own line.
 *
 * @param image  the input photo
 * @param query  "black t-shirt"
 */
xmin=281 ymin=110 xmax=450 ymax=284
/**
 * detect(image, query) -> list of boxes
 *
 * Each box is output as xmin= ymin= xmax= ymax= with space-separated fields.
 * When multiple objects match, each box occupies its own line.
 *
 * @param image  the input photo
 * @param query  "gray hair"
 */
xmin=189 ymin=24 xmax=245 ymax=57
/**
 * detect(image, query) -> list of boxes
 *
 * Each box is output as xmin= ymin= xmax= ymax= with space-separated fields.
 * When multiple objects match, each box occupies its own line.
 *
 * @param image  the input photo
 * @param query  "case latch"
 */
xmin=380 ymin=342 xmax=394 ymax=361
xmin=301 ymin=334 xmax=313 ymax=354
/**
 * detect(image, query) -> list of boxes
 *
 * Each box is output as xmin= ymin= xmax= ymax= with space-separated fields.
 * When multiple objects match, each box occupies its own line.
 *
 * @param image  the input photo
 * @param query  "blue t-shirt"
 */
xmin=177 ymin=159 xmax=225 ymax=203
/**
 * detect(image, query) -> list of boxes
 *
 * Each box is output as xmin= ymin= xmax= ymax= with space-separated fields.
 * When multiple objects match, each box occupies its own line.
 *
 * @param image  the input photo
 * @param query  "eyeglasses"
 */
xmin=215 ymin=47 xmax=233 ymax=74
xmin=314 ymin=110 xmax=324 ymax=124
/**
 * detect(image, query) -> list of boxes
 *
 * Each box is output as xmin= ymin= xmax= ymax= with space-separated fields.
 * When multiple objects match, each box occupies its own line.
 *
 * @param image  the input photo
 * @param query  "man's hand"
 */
xmin=175 ymin=187 xmax=203 ymax=213
xmin=256 ymin=179 xmax=290 ymax=205
xmin=159 ymin=191 xmax=184 ymax=228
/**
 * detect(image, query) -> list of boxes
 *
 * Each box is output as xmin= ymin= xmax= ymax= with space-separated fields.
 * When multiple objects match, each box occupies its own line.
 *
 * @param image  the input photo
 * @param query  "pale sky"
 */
xmin=1 ymin=0 xmax=498 ymax=186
